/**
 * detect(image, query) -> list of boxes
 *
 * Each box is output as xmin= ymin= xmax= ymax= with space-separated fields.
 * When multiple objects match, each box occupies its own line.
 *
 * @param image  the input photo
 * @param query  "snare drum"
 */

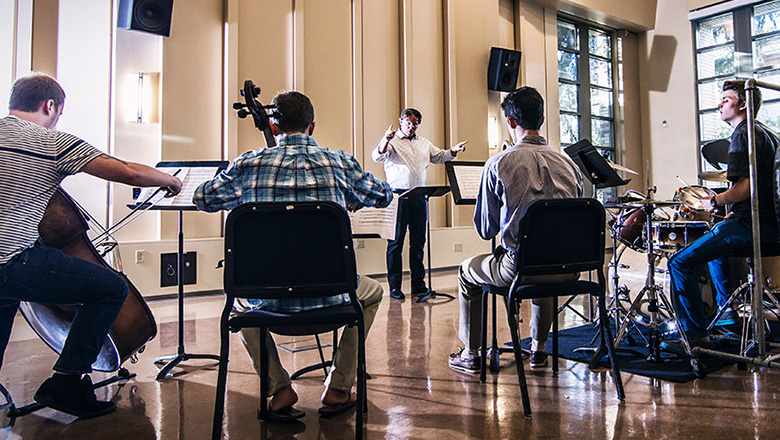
xmin=652 ymin=221 xmax=710 ymax=250
xmin=674 ymin=186 xmax=716 ymax=222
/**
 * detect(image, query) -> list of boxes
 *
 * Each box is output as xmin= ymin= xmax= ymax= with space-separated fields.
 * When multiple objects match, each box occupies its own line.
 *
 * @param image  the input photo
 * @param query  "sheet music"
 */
xmin=134 ymin=166 xmax=222 ymax=207
xmin=452 ymin=165 xmax=483 ymax=200
xmin=349 ymin=197 xmax=398 ymax=240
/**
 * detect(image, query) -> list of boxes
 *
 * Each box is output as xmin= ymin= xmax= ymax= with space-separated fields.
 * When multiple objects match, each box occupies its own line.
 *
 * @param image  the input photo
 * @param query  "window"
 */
xmin=694 ymin=0 xmax=780 ymax=184
xmin=557 ymin=18 xmax=621 ymax=199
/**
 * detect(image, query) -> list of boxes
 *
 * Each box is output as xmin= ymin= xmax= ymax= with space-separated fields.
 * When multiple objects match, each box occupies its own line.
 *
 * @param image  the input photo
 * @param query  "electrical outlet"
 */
xmin=134 ymin=250 xmax=145 ymax=264
xmin=453 ymin=243 xmax=464 ymax=253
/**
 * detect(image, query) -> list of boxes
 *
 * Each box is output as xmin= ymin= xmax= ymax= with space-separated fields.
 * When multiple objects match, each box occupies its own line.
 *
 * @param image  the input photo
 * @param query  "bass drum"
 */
xmin=18 ymin=189 xmax=156 ymax=372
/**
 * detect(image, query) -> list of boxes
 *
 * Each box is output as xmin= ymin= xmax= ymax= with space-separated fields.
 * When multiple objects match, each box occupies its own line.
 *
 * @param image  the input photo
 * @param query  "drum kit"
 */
xmin=605 ymin=179 xmax=719 ymax=361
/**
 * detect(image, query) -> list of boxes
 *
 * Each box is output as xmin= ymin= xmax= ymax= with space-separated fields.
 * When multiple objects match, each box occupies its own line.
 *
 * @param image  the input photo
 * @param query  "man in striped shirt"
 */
xmin=0 ymin=73 xmax=182 ymax=419
xmin=194 ymin=91 xmax=392 ymax=421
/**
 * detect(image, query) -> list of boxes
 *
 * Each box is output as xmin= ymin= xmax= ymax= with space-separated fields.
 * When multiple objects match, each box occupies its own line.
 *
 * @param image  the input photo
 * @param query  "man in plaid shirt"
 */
xmin=194 ymin=91 xmax=392 ymax=421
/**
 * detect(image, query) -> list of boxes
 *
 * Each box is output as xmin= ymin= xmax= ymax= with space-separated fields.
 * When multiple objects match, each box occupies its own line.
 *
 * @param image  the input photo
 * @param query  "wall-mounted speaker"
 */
xmin=118 ymin=0 xmax=174 ymax=37
xmin=487 ymin=47 xmax=521 ymax=92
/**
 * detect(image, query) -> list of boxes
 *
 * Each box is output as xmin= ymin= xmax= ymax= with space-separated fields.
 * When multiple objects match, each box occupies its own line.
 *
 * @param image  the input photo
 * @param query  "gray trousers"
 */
xmin=238 ymin=275 xmax=383 ymax=396
xmin=458 ymin=250 xmax=577 ymax=353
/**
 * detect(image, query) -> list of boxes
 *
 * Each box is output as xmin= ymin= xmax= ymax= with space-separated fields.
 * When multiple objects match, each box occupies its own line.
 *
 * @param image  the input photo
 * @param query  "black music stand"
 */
xmin=565 ymin=139 xmax=631 ymax=190
xmin=130 ymin=161 xmax=228 ymax=380
xmin=564 ymin=140 xmax=640 ymax=366
xmin=399 ymin=186 xmax=454 ymax=303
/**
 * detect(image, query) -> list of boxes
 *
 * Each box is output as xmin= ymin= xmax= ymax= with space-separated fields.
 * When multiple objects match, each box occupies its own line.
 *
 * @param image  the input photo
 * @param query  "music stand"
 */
xmin=564 ymin=140 xmax=644 ymax=365
xmin=564 ymin=139 xmax=631 ymax=189
xmin=130 ymin=161 xmax=228 ymax=380
xmin=398 ymin=186 xmax=454 ymax=303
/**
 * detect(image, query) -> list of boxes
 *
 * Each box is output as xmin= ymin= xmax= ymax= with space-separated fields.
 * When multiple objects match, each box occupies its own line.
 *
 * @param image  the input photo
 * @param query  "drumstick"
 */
xmin=676 ymin=175 xmax=691 ymax=188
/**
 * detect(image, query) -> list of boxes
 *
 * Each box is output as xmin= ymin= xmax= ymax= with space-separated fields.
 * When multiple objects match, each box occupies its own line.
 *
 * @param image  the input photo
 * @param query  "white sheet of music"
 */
xmin=349 ymin=196 xmax=398 ymax=240
xmin=134 ymin=166 xmax=221 ymax=207
xmin=452 ymin=165 xmax=484 ymax=200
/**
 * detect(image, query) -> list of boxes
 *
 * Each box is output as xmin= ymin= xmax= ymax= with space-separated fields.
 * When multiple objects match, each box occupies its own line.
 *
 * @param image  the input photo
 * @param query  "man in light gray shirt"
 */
xmin=448 ymin=87 xmax=582 ymax=374
xmin=372 ymin=108 xmax=467 ymax=300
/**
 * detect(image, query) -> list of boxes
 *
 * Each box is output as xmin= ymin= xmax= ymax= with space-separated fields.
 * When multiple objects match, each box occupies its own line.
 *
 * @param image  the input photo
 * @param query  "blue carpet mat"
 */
xmin=518 ymin=322 xmax=773 ymax=383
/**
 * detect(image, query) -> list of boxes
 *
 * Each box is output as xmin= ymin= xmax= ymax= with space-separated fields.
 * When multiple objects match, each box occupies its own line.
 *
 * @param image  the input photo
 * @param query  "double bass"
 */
xmin=19 ymin=188 xmax=156 ymax=372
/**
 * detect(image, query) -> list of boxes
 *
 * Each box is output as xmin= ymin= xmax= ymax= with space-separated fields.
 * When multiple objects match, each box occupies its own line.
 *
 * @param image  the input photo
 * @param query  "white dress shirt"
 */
xmin=371 ymin=130 xmax=456 ymax=190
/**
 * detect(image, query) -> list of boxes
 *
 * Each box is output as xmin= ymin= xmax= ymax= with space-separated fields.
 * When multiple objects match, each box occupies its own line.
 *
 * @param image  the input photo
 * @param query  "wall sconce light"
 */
xmin=488 ymin=116 xmax=499 ymax=149
xmin=132 ymin=72 xmax=160 ymax=124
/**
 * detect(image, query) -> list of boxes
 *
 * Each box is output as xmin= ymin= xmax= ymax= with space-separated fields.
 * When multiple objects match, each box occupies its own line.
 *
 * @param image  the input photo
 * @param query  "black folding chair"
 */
xmin=212 ymin=201 xmax=367 ymax=440
xmin=480 ymin=198 xmax=625 ymax=419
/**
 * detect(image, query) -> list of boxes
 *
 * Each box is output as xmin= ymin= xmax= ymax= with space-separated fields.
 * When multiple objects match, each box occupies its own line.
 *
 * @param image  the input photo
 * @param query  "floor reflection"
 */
xmin=1 ymin=270 xmax=780 ymax=439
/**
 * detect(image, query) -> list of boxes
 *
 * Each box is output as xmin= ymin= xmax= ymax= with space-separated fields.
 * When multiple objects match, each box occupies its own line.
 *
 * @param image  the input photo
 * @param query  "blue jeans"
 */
xmin=0 ymin=246 xmax=128 ymax=374
xmin=667 ymin=218 xmax=779 ymax=338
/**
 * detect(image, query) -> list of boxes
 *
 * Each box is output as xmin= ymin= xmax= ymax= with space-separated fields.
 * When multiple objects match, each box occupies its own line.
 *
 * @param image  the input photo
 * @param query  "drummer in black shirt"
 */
xmin=667 ymin=79 xmax=780 ymax=349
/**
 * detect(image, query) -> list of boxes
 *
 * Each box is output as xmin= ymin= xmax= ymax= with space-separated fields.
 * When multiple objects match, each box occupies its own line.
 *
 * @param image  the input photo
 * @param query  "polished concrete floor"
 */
xmin=3 ymin=268 xmax=780 ymax=439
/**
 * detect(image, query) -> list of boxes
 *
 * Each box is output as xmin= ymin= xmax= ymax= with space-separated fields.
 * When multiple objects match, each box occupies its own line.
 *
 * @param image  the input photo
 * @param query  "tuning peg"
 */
xmin=232 ymin=102 xmax=244 ymax=110
xmin=239 ymin=89 xmax=245 ymax=97
xmin=252 ymin=86 xmax=261 ymax=95
xmin=237 ymin=109 xmax=249 ymax=119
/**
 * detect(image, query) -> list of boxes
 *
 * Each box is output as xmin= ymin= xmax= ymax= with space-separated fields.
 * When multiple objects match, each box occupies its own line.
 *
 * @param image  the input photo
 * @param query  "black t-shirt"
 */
xmin=727 ymin=119 xmax=779 ymax=235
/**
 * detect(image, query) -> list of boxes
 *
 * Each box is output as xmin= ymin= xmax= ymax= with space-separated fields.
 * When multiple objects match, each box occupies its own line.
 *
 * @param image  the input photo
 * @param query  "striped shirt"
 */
xmin=371 ymin=130 xmax=456 ymax=190
xmin=0 ymin=116 xmax=102 ymax=264
xmin=193 ymin=133 xmax=393 ymax=312
xmin=475 ymin=135 xmax=583 ymax=251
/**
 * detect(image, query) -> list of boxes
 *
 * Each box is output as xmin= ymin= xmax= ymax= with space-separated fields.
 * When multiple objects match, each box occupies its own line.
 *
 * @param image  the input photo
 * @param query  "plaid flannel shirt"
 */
xmin=193 ymin=134 xmax=393 ymax=312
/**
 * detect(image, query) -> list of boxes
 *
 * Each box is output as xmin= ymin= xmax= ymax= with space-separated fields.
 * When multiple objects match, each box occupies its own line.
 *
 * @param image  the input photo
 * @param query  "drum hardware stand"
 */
xmin=706 ymin=261 xmax=780 ymax=356
xmin=1 ymin=368 xmax=134 ymax=418
xmin=613 ymin=200 xmax=685 ymax=362
xmin=574 ymin=236 xmax=645 ymax=364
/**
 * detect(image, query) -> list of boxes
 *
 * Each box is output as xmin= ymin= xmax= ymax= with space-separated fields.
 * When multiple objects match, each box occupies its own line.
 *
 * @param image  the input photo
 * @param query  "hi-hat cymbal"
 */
xmin=698 ymin=171 xmax=728 ymax=182
xmin=621 ymin=199 xmax=681 ymax=208
xmin=608 ymin=162 xmax=639 ymax=175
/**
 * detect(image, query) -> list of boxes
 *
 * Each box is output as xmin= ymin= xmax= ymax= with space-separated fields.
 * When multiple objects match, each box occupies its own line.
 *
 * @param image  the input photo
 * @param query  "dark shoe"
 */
xmin=34 ymin=374 xmax=116 ymax=420
xmin=411 ymin=285 xmax=429 ymax=296
xmin=390 ymin=289 xmax=405 ymax=300
xmin=713 ymin=308 xmax=738 ymax=327
xmin=529 ymin=351 xmax=548 ymax=369
xmin=661 ymin=335 xmax=712 ymax=356
xmin=318 ymin=392 xmax=357 ymax=417
xmin=448 ymin=347 xmax=480 ymax=374
xmin=260 ymin=405 xmax=306 ymax=422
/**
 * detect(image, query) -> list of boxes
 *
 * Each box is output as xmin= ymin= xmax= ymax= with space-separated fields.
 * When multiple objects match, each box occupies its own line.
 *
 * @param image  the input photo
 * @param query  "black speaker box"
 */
xmin=487 ymin=47 xmax=521 ymax=92
xmin=118 ymin=0 xmax=174 ymax=37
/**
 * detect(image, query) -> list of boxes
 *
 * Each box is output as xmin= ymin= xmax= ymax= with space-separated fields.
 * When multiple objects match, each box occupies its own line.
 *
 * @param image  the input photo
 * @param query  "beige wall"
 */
xmin=689 ymin=0 xmax=731 ymax=11
xmin=639 ymin=0 xmax=699 ymax=198
xmin=4 ymin=0 xmax=660 ymax=296
xmin=530 ymin=0 xmax=658 ymax=31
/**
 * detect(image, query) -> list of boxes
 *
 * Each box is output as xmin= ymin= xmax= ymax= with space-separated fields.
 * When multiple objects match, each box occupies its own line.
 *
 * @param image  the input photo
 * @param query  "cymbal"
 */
xmin=698 ymin=170 xmax=728 ymax=182
xmin=620 ymin=199 xmax=681 ymax=208
xmin=608 ymin=162 xmax=639 ymax=175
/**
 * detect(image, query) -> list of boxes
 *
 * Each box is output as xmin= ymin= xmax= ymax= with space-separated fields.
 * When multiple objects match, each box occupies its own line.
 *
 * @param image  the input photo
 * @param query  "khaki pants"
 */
xmin=238 ymin=275 xmax=383 ymax=396
xmin=458 ymin=251 xmax=577 ymax=353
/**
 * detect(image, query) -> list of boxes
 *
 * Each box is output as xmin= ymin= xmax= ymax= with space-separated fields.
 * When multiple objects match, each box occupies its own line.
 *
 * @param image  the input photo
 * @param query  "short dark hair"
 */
xmin=501 ymin=86 xmax=544 ymax=130
xmin=723 ymin=79 xmax=762 ymax=115
xmin=271 ymin=91 xmax=315 ymax=133
xmin=400 ymin=108 xmax=422 ymax=123
xmin=9 ymin=73 xmax=66 ymax=112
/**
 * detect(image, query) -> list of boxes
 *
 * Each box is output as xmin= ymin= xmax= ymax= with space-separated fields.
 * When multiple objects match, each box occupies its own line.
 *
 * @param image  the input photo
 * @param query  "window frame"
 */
xmin=693 ymin=1 xmax=780 ymax=185
xmin=557 ymin=15 xmax=622 ymax=198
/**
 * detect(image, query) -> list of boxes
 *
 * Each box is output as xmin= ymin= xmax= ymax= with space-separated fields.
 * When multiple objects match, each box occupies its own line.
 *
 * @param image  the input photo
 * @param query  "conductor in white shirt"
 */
xmin=372 ymin=108 xmax=467 ymax=300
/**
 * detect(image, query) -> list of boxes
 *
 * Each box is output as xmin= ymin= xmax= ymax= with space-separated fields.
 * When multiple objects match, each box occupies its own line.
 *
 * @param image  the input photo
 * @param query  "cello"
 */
xmin=19 ymin=188 xmax=157 ymax=372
